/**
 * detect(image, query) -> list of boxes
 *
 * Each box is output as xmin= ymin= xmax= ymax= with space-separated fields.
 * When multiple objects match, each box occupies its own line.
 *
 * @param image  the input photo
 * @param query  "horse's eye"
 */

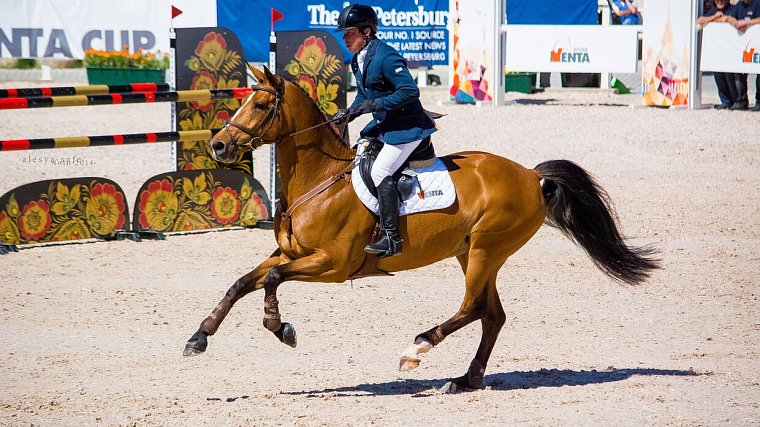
xmin=254 ymin=102 xmax=267 ymax=109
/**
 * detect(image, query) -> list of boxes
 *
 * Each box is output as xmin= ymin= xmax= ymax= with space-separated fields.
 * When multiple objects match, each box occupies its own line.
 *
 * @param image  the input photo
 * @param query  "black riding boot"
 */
xmin=365 ymin=176 xmax=402 ymax=258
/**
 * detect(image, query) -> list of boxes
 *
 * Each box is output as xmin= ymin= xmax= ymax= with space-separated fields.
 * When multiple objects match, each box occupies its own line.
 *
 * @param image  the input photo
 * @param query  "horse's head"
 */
xmin=210 ymin=65 xmax=285 ymax=163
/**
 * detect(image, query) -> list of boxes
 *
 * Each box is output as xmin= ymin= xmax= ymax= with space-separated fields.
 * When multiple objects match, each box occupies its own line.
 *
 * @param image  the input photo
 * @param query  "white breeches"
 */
xmin=369 ymin=139 xmax=422 ymax=186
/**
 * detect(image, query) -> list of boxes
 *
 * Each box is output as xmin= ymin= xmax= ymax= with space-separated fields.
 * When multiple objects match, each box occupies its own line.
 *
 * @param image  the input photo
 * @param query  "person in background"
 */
xmin=333 ymin=4 xmax=437 ymax=258
xmin=610 ymin=0 xmax=640 ymax=25
xmin=727 ymin=0 xmax=760 ymax=111
xmin=698 ymin=0 xmax=737 ymax=109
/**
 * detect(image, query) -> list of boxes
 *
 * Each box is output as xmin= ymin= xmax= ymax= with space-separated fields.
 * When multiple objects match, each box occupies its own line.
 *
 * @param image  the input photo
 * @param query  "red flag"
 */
xmin=171 ymin=5 xmax=183 ymax=19
xmin=271 ymin=8 xmax=284 ymax=31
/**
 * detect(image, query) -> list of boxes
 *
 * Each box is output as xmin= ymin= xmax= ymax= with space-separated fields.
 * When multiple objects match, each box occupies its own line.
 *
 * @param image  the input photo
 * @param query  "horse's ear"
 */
xmin=249 ymin=64 xmax=266 ymax=84
xmin=263 ymin=65 xmax=277 ymax=83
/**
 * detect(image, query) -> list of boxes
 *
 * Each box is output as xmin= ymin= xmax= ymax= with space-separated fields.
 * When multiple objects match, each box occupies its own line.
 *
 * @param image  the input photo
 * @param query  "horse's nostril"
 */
xmin=211 ymin=140 xmax=225 ymax=152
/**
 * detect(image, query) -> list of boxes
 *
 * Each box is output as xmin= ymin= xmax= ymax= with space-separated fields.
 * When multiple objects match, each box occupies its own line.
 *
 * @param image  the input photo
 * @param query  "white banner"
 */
xmin=171 ymin=0 xmax=217 ymax=29
xmin=0 ymin=0 xmax=171 ymax=59
xmin=701 ymin=23 xmax=760 ymax=73
xmin=504 ymin=25 xmax=640 ymax=73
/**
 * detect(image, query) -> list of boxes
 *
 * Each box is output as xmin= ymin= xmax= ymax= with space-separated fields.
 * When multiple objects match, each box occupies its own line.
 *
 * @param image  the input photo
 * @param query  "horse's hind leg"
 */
xmin=398 ymin=254 xmax=471 ymax=370
xmin=183 ymin=250 xmax=282 ymax=356
xmin=400 ymin=248 xmax=507 ymax=392
xmin=440 ymin=272 xmax=505 ymax=393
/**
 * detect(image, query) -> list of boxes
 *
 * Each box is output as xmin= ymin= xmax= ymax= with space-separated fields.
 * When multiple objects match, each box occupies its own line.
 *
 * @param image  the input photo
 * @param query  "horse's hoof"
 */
xmin=438 ymin=380 xmax=473 ymax=394
xmin=183 ymin=330 xmax=208 ymax=356
xmin=183 ymin=344 xmax=204 ymax=357
xmin=398 ymin=356 xmax=421 ymax=371
xmin=280 ymin=322 xmax=297 ymax=348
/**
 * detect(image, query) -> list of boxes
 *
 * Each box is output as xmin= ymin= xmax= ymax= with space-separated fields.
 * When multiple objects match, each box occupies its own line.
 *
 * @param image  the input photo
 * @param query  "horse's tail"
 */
xmin=534 ymin=160 xmax=660 ymax=285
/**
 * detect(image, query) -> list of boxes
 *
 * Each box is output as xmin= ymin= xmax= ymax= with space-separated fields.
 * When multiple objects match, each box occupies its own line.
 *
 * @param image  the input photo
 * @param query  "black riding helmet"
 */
xmin=335 ymin=4 xmax=378 ymax=32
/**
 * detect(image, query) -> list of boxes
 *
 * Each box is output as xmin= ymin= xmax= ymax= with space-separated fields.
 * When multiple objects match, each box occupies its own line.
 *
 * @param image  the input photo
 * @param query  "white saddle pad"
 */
xmin=352 ymin=158 xmax=456 ymax=216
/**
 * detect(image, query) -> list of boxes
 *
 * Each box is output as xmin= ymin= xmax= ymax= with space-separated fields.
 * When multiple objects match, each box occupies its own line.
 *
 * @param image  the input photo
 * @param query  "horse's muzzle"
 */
xmin=209 ymin=139 xmax=235 ymax=163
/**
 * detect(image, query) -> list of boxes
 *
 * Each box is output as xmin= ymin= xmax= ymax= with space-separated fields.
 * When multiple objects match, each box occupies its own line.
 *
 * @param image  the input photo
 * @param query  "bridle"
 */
xmin=222 ymin=83 xmax=283 ymax=149
xmin=221 ymin=78 xmax=348 ymax=150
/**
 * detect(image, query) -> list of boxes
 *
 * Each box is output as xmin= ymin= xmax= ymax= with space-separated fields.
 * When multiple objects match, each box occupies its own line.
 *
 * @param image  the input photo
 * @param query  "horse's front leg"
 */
xmin=260 ymin=251 xmax=339 ymax=348
xmin=183 ymin=249 xmax=282 ymax=356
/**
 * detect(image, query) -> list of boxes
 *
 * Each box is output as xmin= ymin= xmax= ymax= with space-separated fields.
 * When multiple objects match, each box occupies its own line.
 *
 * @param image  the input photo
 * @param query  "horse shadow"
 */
xmin=281 ymin=367 xmax=702 ymax=398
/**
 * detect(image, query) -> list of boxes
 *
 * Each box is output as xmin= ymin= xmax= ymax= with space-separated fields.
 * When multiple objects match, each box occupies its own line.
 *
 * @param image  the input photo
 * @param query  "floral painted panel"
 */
xmin=275 ymin=31 xmax=347 ymax=119
xmin=0 ymin=178 xmax=129 ymax=245
xmin=132 ymin=170 xmax=269 ymax=233
xmin=174 ymin=28 xmax=252 ymax=174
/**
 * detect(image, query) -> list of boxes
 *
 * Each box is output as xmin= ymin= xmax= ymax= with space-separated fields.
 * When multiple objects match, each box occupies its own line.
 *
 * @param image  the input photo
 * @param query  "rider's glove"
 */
xmin=335 ymin=100 xmax=377 ymax=123
xmin=353 ymin=99 xmax=377 ymax=115
xmin=334 ymin=108 xmax=353 ymax=122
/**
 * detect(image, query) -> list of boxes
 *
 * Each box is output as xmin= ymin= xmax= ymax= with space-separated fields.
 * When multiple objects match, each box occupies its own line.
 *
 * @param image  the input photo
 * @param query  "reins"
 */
xmin=222 ymin=78 xmax=354 ymax=237
xmin=279 ymin=160 xmax=355 ymax=238
xmin=222 ymin=81 xmax=348 ymax=148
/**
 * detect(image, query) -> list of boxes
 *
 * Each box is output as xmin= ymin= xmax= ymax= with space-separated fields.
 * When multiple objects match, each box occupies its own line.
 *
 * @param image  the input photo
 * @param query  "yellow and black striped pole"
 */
xmin=0 ymin=88 xmax=252 ymax=110
xmin=0 ymin=82 xmax=172 ymax=98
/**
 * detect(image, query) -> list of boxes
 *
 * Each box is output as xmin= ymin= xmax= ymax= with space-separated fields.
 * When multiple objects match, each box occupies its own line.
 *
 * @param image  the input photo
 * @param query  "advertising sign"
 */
xmin=216 ymin=0 xmax=450 ymax=64
xmin=505 ymin=0 xmax=598 ymax=25
xmin=0 ymin=0 xmax=170 ymax=59
xmin=505 ymin=25 xmax=639 ymax=73
xmin=701 ymin=23 xmax=760 ymax=74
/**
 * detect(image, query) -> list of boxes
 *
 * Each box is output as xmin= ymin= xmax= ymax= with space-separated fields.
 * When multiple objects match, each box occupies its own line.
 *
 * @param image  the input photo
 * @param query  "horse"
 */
xmin=183 ymin=66 xmax=660 ymax=393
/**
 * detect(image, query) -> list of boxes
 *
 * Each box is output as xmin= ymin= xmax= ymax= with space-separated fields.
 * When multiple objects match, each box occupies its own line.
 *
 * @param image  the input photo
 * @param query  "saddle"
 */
xmin=357 ymin=137 xmax=436 ymax=201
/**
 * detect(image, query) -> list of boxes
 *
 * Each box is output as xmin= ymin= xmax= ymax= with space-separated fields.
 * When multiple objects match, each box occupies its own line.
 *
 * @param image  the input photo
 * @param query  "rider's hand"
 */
xmin=334 ymin=108 xmax=353 ymax=122
xmin=354 ymin=99 xmax=376 ymax=115
xmin=335 ymin=100 xmax=377 ymax=123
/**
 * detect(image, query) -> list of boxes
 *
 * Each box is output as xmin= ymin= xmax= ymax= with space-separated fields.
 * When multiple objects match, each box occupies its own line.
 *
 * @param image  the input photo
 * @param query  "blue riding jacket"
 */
xmin=349 ymin=39 xmax=437 ymax=145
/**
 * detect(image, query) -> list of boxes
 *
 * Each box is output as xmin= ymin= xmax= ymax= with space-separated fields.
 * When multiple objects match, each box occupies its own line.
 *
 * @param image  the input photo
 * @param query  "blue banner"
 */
xmin=506 ymin=0 xmax=598 ymax=25
xmin=216 ymin=0 xmax=450 ymax=65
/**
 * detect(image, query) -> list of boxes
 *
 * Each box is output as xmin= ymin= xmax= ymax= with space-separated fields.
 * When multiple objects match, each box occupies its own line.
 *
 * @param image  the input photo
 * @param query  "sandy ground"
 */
xmin=0 ymin=82 xmax=759 ymax=426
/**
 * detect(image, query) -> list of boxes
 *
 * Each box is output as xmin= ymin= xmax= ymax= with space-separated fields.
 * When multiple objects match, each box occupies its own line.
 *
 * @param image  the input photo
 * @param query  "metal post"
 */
xmin=493 ymin=0 xmax=507 ymax=106
xmin=268 ymin=31 xmax=277 ymax=220
xmin=600 ymin=2 xmax=611 ymax=89
xmin=169 ymin=28 xmax=177 ymax=171
xmin=689 ymin=0 xmax=703 ymax=109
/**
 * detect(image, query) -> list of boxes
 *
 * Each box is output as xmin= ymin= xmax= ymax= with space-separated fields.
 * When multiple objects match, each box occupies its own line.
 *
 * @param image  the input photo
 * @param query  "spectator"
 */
xmin=727 ymin=0 xmax=760 ymax=111
xmin=698 ymin=0 xmax=738 ymax=109
xmin=610 ymin=0 xmax=641 ymax=25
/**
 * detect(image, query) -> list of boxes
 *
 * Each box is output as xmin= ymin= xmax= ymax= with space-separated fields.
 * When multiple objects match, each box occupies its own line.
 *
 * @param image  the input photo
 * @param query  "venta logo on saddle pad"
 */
xmin=353 ymin=158 xmax=456 ymax=216
xmin=418 ymin=189 xmax=443 ymax=199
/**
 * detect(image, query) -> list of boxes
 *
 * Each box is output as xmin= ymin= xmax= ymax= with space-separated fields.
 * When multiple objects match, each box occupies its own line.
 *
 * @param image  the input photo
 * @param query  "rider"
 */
xmin=334 ymin=3 xmax=437 ymax=258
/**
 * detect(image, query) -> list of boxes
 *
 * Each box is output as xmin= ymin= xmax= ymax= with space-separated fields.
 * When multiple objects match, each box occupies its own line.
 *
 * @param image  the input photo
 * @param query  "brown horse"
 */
xmin=184 ymin=66 xmax=659 ymax=393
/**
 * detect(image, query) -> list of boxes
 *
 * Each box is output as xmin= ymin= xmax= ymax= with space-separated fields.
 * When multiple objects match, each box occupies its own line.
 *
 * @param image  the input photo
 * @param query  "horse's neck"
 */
xmin=276 ymin=109 xmax=353 ymax=204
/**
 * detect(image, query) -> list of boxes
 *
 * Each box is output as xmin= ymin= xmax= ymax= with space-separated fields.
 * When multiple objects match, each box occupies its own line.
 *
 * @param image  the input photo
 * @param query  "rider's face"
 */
xmin=342 ymin=28 xmax=368 ymax=53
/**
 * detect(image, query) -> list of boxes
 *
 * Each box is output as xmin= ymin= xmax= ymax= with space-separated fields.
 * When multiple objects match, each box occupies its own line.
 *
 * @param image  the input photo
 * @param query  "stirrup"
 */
xmin=364 ymin=234 xmax=402 ymax=257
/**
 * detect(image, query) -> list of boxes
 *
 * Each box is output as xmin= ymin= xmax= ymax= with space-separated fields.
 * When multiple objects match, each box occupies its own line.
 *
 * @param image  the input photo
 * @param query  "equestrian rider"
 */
xmin=334 ymin=3 xmax=437 ymax=258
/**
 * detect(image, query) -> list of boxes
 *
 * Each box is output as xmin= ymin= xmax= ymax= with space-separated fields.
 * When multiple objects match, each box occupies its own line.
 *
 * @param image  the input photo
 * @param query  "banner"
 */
xmin=449 ymin=0 xmax=494 ymax=103
xmin=701 ymin=23 xmax=760 ymax=73
xmin=505 ymin=25 xmax=639 ymax=73
xmin=505 ymin=0 xmax=598 ymax=25
xmin=0 ymin=0 xmax=170 ymax=59
xmin=642 ymin=0 xmax=692 ymax=107
xmin=216 ymin=0 xmax=449 ymax=64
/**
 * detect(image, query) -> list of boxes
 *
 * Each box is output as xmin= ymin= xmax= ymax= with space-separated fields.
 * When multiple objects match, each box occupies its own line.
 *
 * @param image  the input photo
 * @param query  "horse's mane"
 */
xmin=280 ymin=77 xmax=355 ymax=161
